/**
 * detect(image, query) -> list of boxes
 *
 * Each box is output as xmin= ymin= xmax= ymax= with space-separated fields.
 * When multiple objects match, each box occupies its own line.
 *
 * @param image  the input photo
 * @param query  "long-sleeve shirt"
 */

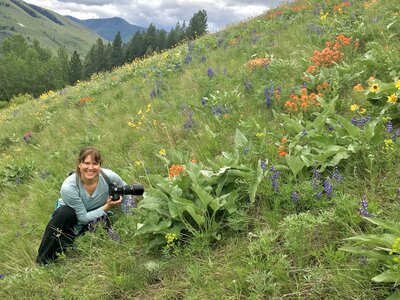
xmin=56 ymin=168 xmax=127 ymax=233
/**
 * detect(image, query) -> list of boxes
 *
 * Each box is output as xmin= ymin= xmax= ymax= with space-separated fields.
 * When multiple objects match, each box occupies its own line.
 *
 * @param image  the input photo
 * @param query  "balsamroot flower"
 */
xmin=387 ymin=94 xmax=398 ymax=104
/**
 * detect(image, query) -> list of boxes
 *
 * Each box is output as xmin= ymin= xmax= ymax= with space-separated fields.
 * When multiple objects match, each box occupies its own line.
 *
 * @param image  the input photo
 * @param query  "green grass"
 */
xmin=0 ymin=0 xmax=102 ymax=56
xmin=1 ymin=0 xmax=400 ymax=298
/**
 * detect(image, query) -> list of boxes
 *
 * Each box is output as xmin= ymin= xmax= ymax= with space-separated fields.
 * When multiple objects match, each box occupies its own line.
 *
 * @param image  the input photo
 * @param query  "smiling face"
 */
xmin=79 ymin=155 xmax=101 ymax=183
xmin=76 ymin=147 xmax=102 ymax=184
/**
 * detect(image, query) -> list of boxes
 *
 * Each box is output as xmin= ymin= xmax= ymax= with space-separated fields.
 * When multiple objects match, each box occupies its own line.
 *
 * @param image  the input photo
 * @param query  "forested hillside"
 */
xmin=0 ymin=0 xmax=400 ymax=299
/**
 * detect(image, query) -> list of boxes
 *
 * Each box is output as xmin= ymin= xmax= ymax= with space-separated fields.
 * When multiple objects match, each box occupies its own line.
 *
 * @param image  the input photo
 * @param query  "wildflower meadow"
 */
xmin=0 ymin=0 xmax=400 ymax=298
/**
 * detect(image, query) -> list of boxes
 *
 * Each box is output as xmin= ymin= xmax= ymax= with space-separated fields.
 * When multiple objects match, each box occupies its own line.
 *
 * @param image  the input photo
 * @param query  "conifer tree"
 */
xmin=68 ymin=50 xmax=82 ymax=84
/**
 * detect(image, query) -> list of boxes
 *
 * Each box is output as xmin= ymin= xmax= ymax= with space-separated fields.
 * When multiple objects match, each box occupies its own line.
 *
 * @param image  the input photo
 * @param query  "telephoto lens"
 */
xmin=110 ymin=184 xmax=144 ymax=200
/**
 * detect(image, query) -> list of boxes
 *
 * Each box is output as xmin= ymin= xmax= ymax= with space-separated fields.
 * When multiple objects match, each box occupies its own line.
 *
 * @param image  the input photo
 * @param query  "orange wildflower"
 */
xmin=169 ymin=164 xmax=185 ymax=178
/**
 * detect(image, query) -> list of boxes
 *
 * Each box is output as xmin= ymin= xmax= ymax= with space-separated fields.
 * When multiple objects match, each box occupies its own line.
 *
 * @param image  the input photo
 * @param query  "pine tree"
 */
xmin=186 ymin=10 xmax=208 ymax=40
xmin=110 ymin=31 xmax=124 ymax=68
xmin=68 ymin=50 xmax=82 ymax=84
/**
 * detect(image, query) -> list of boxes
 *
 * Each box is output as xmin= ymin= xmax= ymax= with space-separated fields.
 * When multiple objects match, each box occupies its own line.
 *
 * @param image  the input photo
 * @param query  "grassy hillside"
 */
xmin=0 ymin=0 xmax=400 ymax=298
xmin=0 ymin=0 xmax=103 ymax=56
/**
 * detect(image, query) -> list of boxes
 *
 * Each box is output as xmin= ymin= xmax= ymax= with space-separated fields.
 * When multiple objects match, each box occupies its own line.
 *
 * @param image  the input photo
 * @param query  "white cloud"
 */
xmin=23 ymin=0 xmax=286 ymax=31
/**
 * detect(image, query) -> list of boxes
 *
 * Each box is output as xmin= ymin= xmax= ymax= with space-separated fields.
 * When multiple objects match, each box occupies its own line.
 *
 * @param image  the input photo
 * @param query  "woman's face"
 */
xmin=79 ymin=155 xmax=101 ymax=182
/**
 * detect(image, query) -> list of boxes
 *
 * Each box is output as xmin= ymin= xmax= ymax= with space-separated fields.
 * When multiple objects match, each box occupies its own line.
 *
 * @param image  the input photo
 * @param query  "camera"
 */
xmin=109 ymin=183 xmax=144 ymax=200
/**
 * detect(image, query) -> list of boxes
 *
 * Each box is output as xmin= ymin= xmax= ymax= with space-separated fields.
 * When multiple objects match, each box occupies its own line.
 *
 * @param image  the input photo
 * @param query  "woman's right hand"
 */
xmin=102 ymin=195 xmax=122 ymax=212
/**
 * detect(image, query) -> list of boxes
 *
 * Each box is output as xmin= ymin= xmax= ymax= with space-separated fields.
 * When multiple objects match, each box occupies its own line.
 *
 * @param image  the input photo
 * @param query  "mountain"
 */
xmin=65 ymin=16 xmax=146 ymax=43
xmin=0 ymin=0 xmax=103 ymax=56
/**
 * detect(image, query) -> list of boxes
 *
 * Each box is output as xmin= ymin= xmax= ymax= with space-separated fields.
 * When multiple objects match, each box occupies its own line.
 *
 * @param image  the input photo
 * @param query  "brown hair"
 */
xmin=75 ymin=147 xmax=102 ymax=175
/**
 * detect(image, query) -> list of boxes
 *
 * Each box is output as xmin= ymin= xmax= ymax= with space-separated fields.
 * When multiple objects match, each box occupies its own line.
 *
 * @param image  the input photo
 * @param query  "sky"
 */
xmin=22 ymin=0 xmax=288 ymax=32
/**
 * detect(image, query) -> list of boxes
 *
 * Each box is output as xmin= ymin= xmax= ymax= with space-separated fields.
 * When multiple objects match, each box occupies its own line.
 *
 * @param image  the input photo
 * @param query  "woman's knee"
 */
xmin=51 ymin=205 xmax=77 ymax=227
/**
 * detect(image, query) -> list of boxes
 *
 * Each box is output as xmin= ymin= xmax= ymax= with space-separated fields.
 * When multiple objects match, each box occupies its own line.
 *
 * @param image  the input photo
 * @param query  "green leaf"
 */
xmin=286 ymin=155 xmax=306 ymax=176
xmin=339 ymin=246 xmax=393 ymax=262
xmin=249 ymin=160 xmax=263 ymax=203
xmin=171 ymin=196 xmax=205 ymax=226
xmin=364 ymin=217 xmax=400 ymax=234
xmin=372 ymin=270 xmax=400 ymax=283
xmin=192 ymin=182 xmax=214 ymax=209
xmin=345 ymin=233 xmax=397 ymax=247
xmin=336 ymin=115 xmax=361 ymax=139
xmin=234 ymin=128 xmax=248 ymax=150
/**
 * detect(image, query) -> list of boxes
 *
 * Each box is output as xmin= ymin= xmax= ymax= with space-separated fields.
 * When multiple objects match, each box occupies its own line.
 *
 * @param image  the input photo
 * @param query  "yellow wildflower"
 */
xmin=350 ymin=104 xmax=360 ymax=112
xmin=256 ymin=133 xmax=265 ymax=138
xmin=387 ymin=94 xmax=398 ymax=104
xmin=384 ymin=139 xmax=394 ymax=151
xmin=369 ymin=83 xmax=380 ymax=93
xmin=320 ymin=12 xmax=329 ymax=20
xmin=135 ymin=161 xmax=142 ymax=166
xmin=396 ymin=80 xmax=400 ymax=90
xmin=159 ymin=149 xmax=166 ymax=156
xmin=146 ymin=103 xmax=152 ymax=112
xmin=359 ymin=108 xmax=367 ymax=115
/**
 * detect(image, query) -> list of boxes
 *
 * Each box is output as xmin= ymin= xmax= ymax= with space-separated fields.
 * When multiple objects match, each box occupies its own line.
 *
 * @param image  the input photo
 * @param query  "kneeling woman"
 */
xmin=36 ymin=147 xmax=135 ymax=265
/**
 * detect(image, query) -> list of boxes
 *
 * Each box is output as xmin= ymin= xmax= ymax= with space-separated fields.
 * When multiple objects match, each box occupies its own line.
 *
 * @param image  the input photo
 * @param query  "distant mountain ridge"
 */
xmin=65 ymin=16 xmax=146 ymax=43
xmin=0 ymin=0 xmax=103 ymax=56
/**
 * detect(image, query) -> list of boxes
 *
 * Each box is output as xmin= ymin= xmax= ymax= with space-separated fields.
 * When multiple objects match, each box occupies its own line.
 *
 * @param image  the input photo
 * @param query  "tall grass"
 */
xmin=1 ymin=0 xmax=400 ymax=298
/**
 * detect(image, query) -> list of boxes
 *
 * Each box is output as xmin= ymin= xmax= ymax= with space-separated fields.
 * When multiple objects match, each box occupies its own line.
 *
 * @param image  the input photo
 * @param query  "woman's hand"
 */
xmin=102 ymin=195 xmax=122 ymax=212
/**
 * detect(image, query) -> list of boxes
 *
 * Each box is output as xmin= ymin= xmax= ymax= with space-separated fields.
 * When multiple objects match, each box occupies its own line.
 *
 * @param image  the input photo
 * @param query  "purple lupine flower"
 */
xmin=183 ymin=111 xmax=194 ymax=130
xmin=359 ymin=195 xmax=372 ymax=217
xmin=260 ymin=160 xmax=267 ymax=171
xmin=122 ymin=195 xmax=137 ymax=214
xmin=201 ymin=97 xmax=207 ymax=105
xmin=332 ymin=167 xmax=343 ymax=183
xmin=291 ymin=192 xmax=299 ymax=202
xmin=323 ymin=178 xmax=333 ymax=198
xmin=386 ymin=121 xmax=393 ymax=133
xmin=270 ymin=166 xmax=281 ymax=192
xmin=201 ymin=56 xmax=206 ymax=62
xmin=207 ymin=67 xmax=214 ymax=78
xmin=184 ymin=54 xmax=192 ymax=64
xmin=0 ymin=274 xmax=5 ymax=280
xmin=244 ymin=147 xmax=250 ymax=155
xmin=145 ymin=167 xmax=150 ymax=175
xmin=315 ymin=191 xmax=323 ymax=199
xmin=312 ymin=164 xmax=321 ymax=190
xmin=107 ymin=228 xmax=121 ymax=242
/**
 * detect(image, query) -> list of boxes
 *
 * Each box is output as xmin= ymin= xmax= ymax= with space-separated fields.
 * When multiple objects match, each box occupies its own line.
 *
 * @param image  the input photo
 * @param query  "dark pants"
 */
xmin=36 ymin=205 xmax=78 ymax=265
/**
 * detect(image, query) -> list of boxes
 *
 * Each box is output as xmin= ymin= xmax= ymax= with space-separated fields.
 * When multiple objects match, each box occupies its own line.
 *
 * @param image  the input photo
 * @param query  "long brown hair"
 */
xmin=75 ymin=147 xmax=102 ymax=176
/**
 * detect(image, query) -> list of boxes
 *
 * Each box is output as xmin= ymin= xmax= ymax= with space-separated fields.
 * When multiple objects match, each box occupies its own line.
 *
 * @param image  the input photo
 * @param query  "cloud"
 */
xmin=23 ymin=0 xmax=285 ymax=31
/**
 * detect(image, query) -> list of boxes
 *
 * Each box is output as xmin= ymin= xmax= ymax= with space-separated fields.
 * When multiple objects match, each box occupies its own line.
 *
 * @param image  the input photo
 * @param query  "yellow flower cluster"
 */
xmin=165 ymin=233 xmax=177 ymax=249
xmin=389 ymin=237 xmax=400 ymax=263
xmin=128 ymin=103 xmax=152 ymax=129
xmin=350 ymin=104 xmax=366 ymax=114
xmin=384 ymin=139 xmax=394 ymax=151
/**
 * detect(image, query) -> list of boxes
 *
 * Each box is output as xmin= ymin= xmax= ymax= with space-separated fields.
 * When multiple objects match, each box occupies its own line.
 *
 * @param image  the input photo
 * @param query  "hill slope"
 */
xmin=66 ymin=16 xmax=146 ymax=42
xmin=0 ymin=0 xmax=103 ymax=55
xmin=0 ymin=0 xmax=400 ymax=299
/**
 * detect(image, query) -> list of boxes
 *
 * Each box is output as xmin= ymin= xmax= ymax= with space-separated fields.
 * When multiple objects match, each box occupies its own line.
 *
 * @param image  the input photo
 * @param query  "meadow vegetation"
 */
xmin=0 ymin=0 xmax=400 ymax=298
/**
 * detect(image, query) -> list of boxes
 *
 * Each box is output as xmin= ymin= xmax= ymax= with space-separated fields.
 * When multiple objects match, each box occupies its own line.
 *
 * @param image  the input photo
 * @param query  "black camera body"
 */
xmin=109 ymin=183 xmax=144 ymax=200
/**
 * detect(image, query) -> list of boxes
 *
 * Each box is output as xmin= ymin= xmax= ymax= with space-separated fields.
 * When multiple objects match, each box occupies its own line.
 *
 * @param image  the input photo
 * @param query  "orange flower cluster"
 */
xmin=353 ymin=84 xmax=364 ymax=92
xmin=333 ymin=1 xmax=351 ymax=11
xmin=246 ymin=57 xmax=270 ymax=69
xmin=169 ymin=164 xmax=185 ymax=178
xmin=79 ymin=96 xmax=94 ymax=106
xmin=316 ymin=81 xmax=330 ymax=90
xmin=284 ymin=88 xmax=322 ymax=112
xmin=307 ymin=35 xmax=354 ymax=73
xmin=278 ymin=137 xmax=288 ymax=157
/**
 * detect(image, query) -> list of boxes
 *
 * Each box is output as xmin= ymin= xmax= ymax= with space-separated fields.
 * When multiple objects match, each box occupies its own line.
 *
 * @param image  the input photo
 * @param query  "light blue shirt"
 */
xmin=56 ymin=168 xmax=128 ymax=233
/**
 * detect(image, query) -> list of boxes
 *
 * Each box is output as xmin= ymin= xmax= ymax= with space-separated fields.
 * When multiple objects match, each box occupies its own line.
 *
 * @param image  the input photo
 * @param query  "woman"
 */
xmin=36 ymin=147 xmax=135 ymax=265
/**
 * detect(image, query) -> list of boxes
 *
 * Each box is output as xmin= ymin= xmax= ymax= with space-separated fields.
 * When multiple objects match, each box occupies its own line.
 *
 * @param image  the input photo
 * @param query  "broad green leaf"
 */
xmin=372 ymin=270 xmax=400 ymax=283
xmin=192 ymin=182 xmax=214 ymax=209
xmin=234 ymin=129 xmax=248 ymax=150
xmin=171 ymin=196 xmax=205 ymax=226
xmin=364 ymin=217 xmax=400 ymax=234
xmin=336 ymin=115 xmax=361 ymax=139
xmin=249 ymin=160 xmax=263 ymax=203
xmin=339 ymin=246 xmax=393 ymax=262
xmin=345 ymin=233 xmax=397 ymax=247
xmin=286 ymin=155 xmax=306 ymax=177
